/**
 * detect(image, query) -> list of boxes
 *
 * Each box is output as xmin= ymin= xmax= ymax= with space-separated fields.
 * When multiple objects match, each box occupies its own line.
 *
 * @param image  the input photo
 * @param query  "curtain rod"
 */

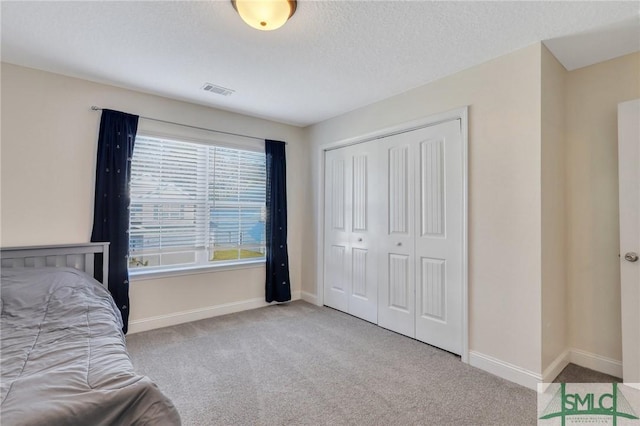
xmin=90 ymin=106 xmax=276 ymax=143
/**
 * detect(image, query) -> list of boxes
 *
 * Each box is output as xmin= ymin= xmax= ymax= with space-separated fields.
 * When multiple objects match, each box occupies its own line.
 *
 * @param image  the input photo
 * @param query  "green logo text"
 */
xmin=540 ymin=383 xmax=639 ymax=425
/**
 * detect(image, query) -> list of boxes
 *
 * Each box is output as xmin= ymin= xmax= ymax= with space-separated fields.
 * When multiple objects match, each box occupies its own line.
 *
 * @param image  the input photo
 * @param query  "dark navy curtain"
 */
xmin=91 ymin=109 xmax=139 ymax=333
xmin=265 ymin=140 xmax=291 ymax=303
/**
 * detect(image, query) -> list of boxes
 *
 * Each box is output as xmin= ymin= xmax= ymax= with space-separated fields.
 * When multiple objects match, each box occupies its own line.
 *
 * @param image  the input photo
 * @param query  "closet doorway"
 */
xmin=321 ymin=108 xmax=468 ymax=358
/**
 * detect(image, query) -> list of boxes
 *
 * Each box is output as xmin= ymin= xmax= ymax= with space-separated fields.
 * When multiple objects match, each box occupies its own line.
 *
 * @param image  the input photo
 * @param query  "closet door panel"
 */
xmin=324 ymin=144 xmax=378 ymax=323
xmin=388 ymin=254 xmax=411 ymax=312
xmin=378 ymin=138 xmax=415 ymax=337
xmin=347 ymin=147 xmax=378 ymax=323
xmin=419 ymin=257 xmax=446 ymax=321
xmin=419 ymin=139 xmax=445 ymax=237
xmin=414 ymin=121 xmax=463 ymax=355
xmin=352 ymin=154 xmax=368 ymax=232
xmin=389 ymin=145 xmax=410 ymax=235
xmin=324 ymin=151 xmax=350 ymax=313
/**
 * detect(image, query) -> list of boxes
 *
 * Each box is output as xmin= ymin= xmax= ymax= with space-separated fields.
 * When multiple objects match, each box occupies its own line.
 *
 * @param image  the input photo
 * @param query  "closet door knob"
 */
xmin=357 ymin=238 xmax=363 ymax=242
xmin=396 ymin=242 xmax=402 ymax=246
xmin=625 ymin=252 xmax=639 ymax=262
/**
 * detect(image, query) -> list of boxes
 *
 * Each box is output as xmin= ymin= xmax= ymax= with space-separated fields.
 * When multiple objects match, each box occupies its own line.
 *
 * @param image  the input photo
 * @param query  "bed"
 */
xmin=1 ymin=243 xmax=181 ymax=425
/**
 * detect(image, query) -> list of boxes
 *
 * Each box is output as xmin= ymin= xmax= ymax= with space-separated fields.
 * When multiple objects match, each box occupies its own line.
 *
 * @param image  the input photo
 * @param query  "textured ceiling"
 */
xmin=2 ymin=1 xmax=639 ymax=127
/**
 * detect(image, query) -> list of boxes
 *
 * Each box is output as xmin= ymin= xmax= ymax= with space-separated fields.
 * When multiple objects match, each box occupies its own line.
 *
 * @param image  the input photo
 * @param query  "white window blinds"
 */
xmin=129 ymin=135 xmax=266 ymax=270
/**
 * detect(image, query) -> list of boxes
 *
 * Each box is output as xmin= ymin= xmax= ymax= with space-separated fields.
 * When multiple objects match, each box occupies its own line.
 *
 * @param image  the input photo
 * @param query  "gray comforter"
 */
xmin=1 ymin=267 xmax=181 ymax=425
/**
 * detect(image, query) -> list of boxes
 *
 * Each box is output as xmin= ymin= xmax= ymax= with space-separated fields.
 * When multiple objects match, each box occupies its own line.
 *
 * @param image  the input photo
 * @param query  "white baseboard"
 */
xmin=128 ymin=291 xmax=301 ymax=334
xmin=469 ymin=347 xmax=622 ymax=391
xmin=469 ymin=350 xmax=542 ymax=390
xmin=542 ymin=349 xmax=571 ymax=383
xmin=301 ymin=291 xmax=319 ymax=305
xmin=541 ymin=348 xmax=622 ymax=382
xmin=570 ymin=348 xmax=622 ymax=379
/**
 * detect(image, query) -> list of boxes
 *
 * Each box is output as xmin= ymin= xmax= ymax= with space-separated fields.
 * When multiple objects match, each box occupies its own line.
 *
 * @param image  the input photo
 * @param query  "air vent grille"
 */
xmin=201 ymin=83 xmax=235 ymax=96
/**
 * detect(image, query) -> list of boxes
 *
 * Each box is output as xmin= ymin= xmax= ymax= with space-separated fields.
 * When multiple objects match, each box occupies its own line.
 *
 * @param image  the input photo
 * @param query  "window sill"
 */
xmin=129 ymin=259 xmax=266 ymax=281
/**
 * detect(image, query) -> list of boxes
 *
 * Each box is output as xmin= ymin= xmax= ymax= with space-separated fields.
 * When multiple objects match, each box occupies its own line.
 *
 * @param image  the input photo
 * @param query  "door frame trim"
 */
xmin=314 ymin=106 xmax=469 ymax=363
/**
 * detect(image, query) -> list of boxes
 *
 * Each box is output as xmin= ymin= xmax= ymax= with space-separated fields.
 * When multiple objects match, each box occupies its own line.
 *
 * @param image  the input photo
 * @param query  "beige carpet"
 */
xmin=554 ymin=363 xmax=621 ymax=384
xmin=126 ymin=301 xmax=538 ymax=425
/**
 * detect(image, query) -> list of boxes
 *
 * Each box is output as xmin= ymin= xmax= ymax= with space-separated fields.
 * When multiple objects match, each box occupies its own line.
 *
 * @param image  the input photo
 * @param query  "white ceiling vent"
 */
xmin=201 ymin=83 xmax=235 ymax=96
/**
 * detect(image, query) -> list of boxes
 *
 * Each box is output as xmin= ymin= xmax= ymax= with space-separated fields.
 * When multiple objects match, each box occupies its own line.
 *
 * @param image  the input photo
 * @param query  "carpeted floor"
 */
xmin=125 ymin=301 xmax=605 ymax=426
xmin=554 ymin=363 xmax=621 ymax=384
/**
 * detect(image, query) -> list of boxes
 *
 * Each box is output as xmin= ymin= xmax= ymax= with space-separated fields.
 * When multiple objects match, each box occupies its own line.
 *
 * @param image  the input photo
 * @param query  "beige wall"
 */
xmin=541 ymin=46 xmax=567 ymax=373
xmin=566 ymin=52 xmax=640 ymax=361
xmin=306 ymin=44 xmax=544 ymax=374
xmin=0 ymin=63 xmax=307 ymax=327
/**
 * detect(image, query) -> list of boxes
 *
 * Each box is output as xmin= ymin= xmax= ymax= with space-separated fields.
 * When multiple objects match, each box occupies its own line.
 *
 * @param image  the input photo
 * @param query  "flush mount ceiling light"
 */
xmin=231 ymin=0 xmax=297 ymax=31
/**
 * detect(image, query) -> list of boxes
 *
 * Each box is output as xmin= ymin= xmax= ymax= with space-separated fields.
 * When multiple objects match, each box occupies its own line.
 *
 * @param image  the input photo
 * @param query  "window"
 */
xmin=129 ymin=135 xmax=266 ymax=272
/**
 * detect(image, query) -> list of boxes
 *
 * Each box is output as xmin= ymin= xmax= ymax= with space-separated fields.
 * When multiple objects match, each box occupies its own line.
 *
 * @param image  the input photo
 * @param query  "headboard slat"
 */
xmin=85 ymin=253 xmax=95 ymax=278
xmin=1 ymin=243 xmax=110 ymax=288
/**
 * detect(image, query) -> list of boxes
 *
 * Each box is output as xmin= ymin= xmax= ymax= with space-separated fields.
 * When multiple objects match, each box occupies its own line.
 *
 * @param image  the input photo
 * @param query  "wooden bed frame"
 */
xmin=0 ymin=243 xmax=110 ymax=288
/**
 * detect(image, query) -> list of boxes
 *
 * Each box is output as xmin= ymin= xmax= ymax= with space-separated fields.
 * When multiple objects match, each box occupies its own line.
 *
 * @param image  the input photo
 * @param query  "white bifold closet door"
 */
xmin=323 ymin=143 xmax=379 ymax=324
xmin=323 ymin=119 xmax=463 ymax=355
xmin=377 ymin=120 xmax=463 ymax=355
